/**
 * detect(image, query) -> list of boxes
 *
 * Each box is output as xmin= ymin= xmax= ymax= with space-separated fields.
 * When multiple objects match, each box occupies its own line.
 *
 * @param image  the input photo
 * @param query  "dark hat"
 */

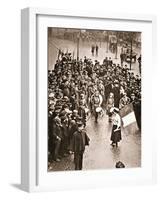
xmin=115 ymin=161 xmax=125 ymax=168
xmin=59 ymin=110 xmax=67 ymax=117
xmin=56 ymin=102 xmax=62 ymax=107
xmin=60 ymin=116 xmax=67 ymax=121
xmin=77 ymin=122 xmax=83 ymax=127
xmin=62 ymin=104 xmax=69 ymax=109
xmin=55 ymin=105 xmax=62 ymax=110
xmin=56 ymin=98 xmax=62 ymax=102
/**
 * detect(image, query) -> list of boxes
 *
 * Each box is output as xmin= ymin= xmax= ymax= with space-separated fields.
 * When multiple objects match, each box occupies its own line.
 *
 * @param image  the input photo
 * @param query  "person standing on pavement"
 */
xmin=91 ymin=44 xmax=95 ymax=56
xmin=110 ymin=107 xmax=122 ymax=147
xmin=72 ymin=121 xmax=90 ymax=170
xmin=95 ymin=44 xmax=99 ymax=56
xmin=137 ymin=54 xmax=141 ymax=74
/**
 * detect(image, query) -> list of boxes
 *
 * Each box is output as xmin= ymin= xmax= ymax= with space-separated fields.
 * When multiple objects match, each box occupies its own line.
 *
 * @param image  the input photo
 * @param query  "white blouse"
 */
xmin=113 ymin=113 xmax=121 ymax=128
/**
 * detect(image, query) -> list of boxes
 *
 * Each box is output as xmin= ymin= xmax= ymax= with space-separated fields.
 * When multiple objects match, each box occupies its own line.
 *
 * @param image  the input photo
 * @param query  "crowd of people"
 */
xmin=48 ymin=50 xmax=141 ymax=170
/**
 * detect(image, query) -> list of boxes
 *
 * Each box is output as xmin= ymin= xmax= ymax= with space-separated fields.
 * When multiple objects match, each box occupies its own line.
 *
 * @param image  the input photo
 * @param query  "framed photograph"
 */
xmin=21 ymin=8 xmax=157 ymax=192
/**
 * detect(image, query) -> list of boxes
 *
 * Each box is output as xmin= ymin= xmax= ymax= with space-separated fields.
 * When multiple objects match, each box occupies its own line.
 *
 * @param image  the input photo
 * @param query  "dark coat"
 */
xmin=78 ymin=107 xmax=86 ymax=124
xmin=53 ymin=124 xmax=63 ymax=139
xmin=62 ymin=123 xmax=69 ymax=137
xmin=72 ymin=129 xmax=90 ymax=153
xmin=110 ymin=125 xmax=121 ymax=143
xmin=112 ymin=86 xmax=120 ymax=107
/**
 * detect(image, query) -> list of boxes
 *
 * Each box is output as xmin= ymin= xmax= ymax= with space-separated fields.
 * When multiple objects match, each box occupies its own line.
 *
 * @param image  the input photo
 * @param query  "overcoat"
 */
xmin=72 ymin=129 xmax=90 ymax=153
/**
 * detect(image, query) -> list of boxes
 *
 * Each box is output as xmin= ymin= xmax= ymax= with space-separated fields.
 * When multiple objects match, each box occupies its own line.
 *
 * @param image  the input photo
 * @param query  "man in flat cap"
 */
xmin=72 ymin=121 xmax=90 ymax=170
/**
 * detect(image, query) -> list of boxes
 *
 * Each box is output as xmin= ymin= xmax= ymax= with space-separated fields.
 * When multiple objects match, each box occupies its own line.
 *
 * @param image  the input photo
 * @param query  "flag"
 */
xmin=119 ymin=103 xmax=137 ymax=128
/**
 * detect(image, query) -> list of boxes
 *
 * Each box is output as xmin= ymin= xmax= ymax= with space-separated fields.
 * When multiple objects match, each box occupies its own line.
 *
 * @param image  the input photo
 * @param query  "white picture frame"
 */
xmin=21 ymin=7 xmax=157 ymax=192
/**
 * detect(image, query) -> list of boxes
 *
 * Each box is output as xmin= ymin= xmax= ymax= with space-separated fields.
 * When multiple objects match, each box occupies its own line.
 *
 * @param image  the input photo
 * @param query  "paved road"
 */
xmin=48 ymin=112 xmax=141 ymax=172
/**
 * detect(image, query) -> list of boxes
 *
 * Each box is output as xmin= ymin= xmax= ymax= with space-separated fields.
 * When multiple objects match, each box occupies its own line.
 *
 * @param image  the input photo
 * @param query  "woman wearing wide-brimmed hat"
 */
xmin=110 ymin=107 xmax=122 ymax=147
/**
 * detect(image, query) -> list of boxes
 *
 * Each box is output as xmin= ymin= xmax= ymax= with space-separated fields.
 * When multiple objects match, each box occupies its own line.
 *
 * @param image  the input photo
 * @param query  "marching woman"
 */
xmin=110 ymin=107 xmax=122 ymax=147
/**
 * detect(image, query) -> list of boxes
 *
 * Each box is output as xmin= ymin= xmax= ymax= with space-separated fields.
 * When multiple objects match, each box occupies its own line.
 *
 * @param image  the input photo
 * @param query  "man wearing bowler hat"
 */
xmin=72 ymin=120 xmax=90 ymax=170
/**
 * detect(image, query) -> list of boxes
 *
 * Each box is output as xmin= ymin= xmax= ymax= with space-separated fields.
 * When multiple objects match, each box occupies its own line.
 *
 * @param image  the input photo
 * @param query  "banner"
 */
xmin=119 ymin=103 xmax=136 ymax=128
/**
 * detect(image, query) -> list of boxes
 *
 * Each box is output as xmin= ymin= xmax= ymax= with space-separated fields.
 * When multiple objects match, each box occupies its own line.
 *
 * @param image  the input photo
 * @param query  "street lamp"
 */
xmin=115 ymin=32 xmax=118 ymax=59
xmin=106 ymin=31 xmax=108 ymax=53
xmin=76 ymin=31 xmax=80 ymax=61
xmin=129 ymin=32 xmax=133 ymax=70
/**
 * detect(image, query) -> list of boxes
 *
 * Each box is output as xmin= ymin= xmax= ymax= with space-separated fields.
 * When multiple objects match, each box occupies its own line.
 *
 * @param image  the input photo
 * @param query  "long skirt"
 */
xmin=110 ymin=125 xmax=122 ymax=143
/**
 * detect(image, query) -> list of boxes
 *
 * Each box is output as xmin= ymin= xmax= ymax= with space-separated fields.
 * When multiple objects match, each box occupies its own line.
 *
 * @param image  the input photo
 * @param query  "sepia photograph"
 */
xmin=48 ymin=27 xmax=141 ymax=172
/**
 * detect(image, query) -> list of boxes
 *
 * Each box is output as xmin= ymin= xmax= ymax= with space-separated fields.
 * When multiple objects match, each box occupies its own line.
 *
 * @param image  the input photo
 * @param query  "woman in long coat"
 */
xmin=110 ymin=108 xmax=122 ymax=147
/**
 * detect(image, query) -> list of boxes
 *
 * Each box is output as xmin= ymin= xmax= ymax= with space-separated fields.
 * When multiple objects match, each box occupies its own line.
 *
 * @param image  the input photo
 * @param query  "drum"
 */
xmin=96 ymin=107 xmax=102 ymax=113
